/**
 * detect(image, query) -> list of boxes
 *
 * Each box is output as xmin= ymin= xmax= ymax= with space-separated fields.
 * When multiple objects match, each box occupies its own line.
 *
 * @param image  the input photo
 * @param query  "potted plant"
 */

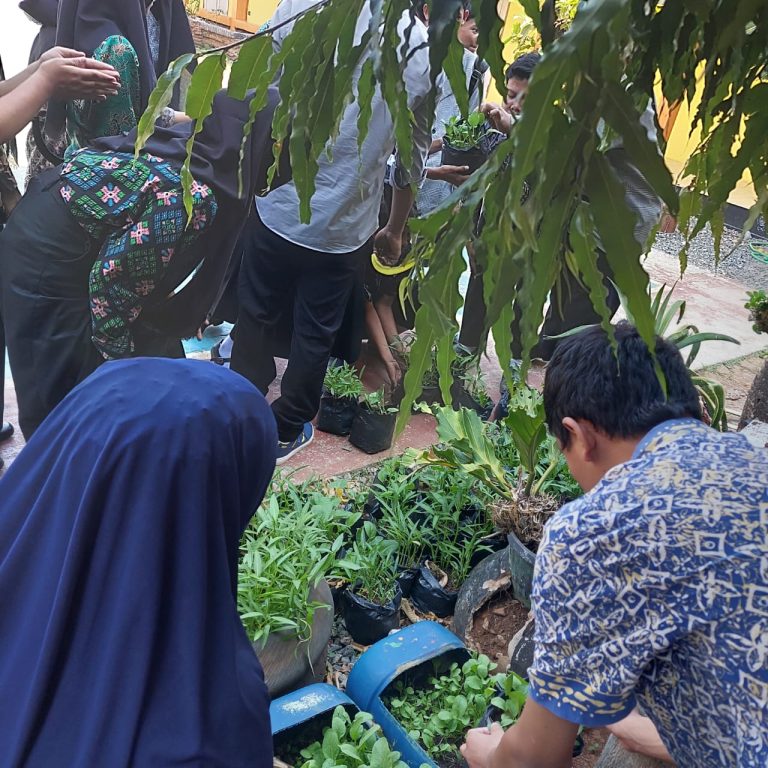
xmin=339 ymin=522 xmax=403 ymax=645
xmin=441 ymin=111 xmax=493 ymax=174
xmin=317 ymin=362 xmax=363 ymax=435
xmin=746 ymin=289 xmax=768 ymax=335
xmin=349 ymin=388 xmax=398 ymax=454
xmin=416 ymin=402 xmax=582 ymax=606
xmin=450 ymin=365 xmax=494 ymax=420
xmin=237 ymin=482 xmax=361 ymax=695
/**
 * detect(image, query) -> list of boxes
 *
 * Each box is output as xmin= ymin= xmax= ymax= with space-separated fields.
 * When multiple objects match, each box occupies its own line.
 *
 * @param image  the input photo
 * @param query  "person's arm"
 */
xmin=364 ymin=299 xmax=400 ymax=385
xmin=607 ymin=710 xmax=675 ymax=763
xmin=373 ymin=183 xmax=414 ymax=265
xmin=0 ymin=51 xmax=119 ymax=143
xmin=462 ymin=699 xmax=578 ymax=768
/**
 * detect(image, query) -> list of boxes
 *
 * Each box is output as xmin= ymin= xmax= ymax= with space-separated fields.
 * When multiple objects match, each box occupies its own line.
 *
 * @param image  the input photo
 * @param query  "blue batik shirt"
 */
xmin=529 ymin=419 xmax=768 ymax=767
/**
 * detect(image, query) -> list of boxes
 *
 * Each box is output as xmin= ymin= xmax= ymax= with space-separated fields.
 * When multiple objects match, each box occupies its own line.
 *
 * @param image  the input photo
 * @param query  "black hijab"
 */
xmin=0 ymin=357 xmax=276 ymax=767
xmin=49 ymin=0 xmax=195 ymax=133
xmin=91 ymin=88 xmax=288 ymax=338
xmin=18 ymin=0 xmax=59 ymax=62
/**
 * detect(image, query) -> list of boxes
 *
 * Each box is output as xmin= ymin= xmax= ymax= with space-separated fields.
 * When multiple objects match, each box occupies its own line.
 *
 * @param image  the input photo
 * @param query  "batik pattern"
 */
xmin=529 ymin=418 xmax=768 ymax=768
xmin=60 ymin=149 xmax=217 ymax=359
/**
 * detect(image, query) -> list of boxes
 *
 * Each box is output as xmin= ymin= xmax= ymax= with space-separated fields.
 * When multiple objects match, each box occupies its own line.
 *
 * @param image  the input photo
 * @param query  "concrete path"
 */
xmin=3 ymin=247 xmax=762 ymax=475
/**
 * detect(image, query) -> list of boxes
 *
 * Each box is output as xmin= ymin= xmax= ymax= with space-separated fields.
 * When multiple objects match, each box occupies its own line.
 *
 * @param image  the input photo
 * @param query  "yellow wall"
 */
xmin=244 ymin=0 xmax=278 ymax=28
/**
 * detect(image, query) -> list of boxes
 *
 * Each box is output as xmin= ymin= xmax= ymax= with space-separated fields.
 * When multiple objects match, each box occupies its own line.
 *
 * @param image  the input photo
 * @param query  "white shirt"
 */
xmin=256 ymin=1 xmax=432 ymax=253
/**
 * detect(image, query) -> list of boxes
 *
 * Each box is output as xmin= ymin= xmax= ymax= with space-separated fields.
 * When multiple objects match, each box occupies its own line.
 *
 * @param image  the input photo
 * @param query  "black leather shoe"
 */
xmin=0 ymin=421 xmax=14 ymax=443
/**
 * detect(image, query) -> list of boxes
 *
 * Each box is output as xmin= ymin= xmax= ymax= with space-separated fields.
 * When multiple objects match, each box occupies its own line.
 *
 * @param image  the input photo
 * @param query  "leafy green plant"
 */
xmin=340 ymin=522 xmax=400 ymax=605
xmin=362 ymin=388 xmax=398 ymax=415
xmin=295 ymin=706 xmax=408 ymax=768
xmin=416 ymin=404 xmax=578 ymax=548
xmin=746 ymin=290 xmax=768 ymax=334
xmin=386 ymin=654 xmax=527 ymax=763
xmin=324 ymin=362 xmax=364 ymax=400
xmin=443 ymin=111 xmax=494 ymax=150
xmin=237 ymin=481 xmax=361 ymax=644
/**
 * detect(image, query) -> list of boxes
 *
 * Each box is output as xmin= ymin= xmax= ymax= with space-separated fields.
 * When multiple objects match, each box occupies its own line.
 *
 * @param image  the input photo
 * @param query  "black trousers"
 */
xmin=0 ymin=175 xmax=183 ymax=439
xmin=509 ymin=249 xmax=620 ymax=361
xmin=231 ymin=212 xmax=364 ymax=443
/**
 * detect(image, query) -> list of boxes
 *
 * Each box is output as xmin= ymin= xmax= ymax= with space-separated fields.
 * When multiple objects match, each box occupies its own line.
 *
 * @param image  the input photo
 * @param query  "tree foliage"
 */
xmin=137 ymin=0 xmax=767 ymax=424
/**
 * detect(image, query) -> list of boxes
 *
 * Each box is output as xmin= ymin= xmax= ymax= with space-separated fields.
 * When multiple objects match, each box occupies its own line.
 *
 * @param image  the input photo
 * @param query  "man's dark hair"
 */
xmin=544 ymin=322 xmax=702 ymax=448
xmin=505 ymin=51 xmax=541 ymax=82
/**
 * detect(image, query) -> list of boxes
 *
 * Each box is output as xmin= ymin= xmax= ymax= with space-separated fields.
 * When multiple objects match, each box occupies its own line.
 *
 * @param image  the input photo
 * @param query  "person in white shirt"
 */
xmin=229 ymin=0 xmax=432 ymax=464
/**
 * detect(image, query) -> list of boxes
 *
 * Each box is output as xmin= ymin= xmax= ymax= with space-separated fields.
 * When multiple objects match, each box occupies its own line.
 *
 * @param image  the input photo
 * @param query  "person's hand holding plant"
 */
xmin=461 ymin=722 xmax=506 ymax=768
xmin=481 ymin=102 xmax=513 ymax=136
xmin=427 ymin=163 xmax=471 ymax=186
xmin=373 ymin=226 xmax=403 ymax=267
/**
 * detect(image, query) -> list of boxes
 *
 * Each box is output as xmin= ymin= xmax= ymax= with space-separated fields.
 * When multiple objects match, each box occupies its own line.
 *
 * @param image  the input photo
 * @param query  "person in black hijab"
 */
xmin=0 ymin=357 xmax=276 ymax=767
xmin=47 ymin=0 xmax=196 ymax=151
xmin=0 ymin=88 xmax=285 ymax=438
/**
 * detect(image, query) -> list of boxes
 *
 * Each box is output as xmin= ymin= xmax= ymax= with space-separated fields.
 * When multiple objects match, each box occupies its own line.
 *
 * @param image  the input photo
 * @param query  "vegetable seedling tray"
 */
xmin=346 ymin=621 xmax=469 ymax=768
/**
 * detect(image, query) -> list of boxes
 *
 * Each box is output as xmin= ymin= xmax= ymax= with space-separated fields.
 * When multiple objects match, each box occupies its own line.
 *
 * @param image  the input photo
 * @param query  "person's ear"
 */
xmin=561 ymin=417 xmax=598 ymax=462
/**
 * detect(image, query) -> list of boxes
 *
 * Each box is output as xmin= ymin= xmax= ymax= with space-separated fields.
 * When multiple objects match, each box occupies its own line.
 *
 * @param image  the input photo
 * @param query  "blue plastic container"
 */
xmin=271 ymin=683 xmax=358 ymax=755
xmin=346 ymin=621 xmax=470 ymax=768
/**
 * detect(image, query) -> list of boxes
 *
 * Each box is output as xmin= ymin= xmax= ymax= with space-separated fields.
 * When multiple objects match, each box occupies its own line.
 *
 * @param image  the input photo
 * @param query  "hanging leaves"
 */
xmin=134 ymin=0 xmax=766 ymax=422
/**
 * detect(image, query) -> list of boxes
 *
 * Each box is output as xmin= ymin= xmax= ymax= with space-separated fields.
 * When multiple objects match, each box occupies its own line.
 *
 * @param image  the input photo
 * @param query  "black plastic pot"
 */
xmin=409 ymin=564 xmax=459 ymax=618
xmin=450 ymin=379 xmax=494 ymax=420
xmin=417 ymin=385 xmax=443 ymax=406
xmin=468 ymin=531 xmax=509 ymax=568
xmin=317 ymin=394 xmax=358 ymax=435
xmin=396 ymin=566 xmax=419 ymax=598
xmin=507 ymin=532 xmax=536 ymax=609
xmin=349 ymin=405 xmax=397 ymax=454
xmin=341 ymin=584 xmax=402 ymax=646
xmin=441 ymin=139 xmax=487 ymax=175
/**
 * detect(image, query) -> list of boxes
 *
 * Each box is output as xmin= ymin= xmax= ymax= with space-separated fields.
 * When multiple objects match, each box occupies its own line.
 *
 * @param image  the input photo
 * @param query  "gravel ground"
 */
xmin=653 ymin=223 xmax=768 ymax=291
xmin=326 ymin=616 xmax=360 ymax=690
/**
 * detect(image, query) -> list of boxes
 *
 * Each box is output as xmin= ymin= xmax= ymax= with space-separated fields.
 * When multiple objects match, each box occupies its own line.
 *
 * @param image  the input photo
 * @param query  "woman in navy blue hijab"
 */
xmin=0 ymin=358 xmax=277 ymax=766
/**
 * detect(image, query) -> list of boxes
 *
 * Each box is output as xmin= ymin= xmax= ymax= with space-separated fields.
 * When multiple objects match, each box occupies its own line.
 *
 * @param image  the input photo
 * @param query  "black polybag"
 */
xmin=409 ymin=564 xmax=458 ymax=618
xmin=349 ymin=406 xmax=396 ymax=454
xmin=341 ymin=584 xmax=402 ymax=646
xmin=317 ymin=394 xmax=358 ymax=436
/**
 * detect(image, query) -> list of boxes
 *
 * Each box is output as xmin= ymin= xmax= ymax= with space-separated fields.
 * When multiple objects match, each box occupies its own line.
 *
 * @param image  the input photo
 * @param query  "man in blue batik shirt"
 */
xmin=462 ymin=322 xmax=768 ymax=768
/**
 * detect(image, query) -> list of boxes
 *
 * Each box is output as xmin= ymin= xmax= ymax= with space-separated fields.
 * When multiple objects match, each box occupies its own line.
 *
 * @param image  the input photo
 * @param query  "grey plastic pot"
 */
xmin=252 ymin=580 xmax=333 ymax=698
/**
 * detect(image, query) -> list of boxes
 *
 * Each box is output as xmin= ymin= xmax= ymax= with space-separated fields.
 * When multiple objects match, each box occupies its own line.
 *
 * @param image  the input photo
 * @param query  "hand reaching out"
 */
xmin=38 ymin=50 xmax=121 ymax=100
xmin=373 ymin=226 xmax=403 ymax=267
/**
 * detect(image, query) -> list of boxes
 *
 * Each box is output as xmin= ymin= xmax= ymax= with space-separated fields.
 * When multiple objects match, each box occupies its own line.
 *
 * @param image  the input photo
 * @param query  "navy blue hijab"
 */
xmin=0 ymin=358 xmax=276 ymax=766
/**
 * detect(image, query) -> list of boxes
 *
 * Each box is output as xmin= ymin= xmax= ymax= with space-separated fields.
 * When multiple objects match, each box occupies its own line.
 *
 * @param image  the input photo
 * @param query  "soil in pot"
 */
xmin=340 ymin=583 xmax=402 ymax=646
xmin=317 ymin=394 xmax=358 ymax=435
xmin=441 ymin=140 xmax=486 ymax=175
xmin=465 ymin=589 xmax=530 ymax=665
xmin=409 ymin=562 xmax=459 ymax=618
xmin=349 ymin=405 xmax=397 ymax=454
